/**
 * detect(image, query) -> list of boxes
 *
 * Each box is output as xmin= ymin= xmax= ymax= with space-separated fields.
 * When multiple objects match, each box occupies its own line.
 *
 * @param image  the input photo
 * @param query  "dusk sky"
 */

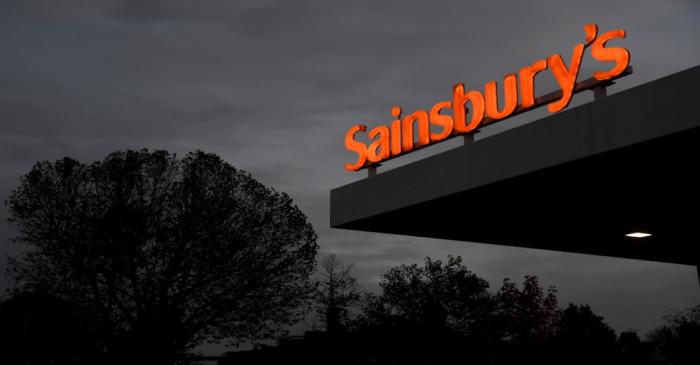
xmin=2 ymin=0 xmax=700 ymax=354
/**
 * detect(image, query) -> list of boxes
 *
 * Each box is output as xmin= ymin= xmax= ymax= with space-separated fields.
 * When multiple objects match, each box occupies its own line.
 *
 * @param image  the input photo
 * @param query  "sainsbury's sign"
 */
xmin=344 ymin=24 xmax=631 ymax=171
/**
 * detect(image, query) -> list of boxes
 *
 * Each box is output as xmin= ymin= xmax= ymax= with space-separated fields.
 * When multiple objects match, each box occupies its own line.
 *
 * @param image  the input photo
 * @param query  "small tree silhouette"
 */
xmin=313 ymin=255 xmax=361 ymax=333
xmin=352 ymin=256 xmax=497 ymax=364
xmin=552 ymin=304 xmax=618 ymax=364
xmin=496 ymin=276 xmax=559 ymax=348
xmin=376 ymin=256 xmax=494 ymax=335
xmin=648 ymin=304 xmax=700 ymax=363
xmin=5 ymin=149 xmax=318 ymax=363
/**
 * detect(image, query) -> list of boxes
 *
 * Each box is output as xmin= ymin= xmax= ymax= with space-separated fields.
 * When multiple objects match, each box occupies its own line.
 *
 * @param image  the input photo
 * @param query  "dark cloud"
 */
xmin=2 ymin=0 xmax=700 ymax=354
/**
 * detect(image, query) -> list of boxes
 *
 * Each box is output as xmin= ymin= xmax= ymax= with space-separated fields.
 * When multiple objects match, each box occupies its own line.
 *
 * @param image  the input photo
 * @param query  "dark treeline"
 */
xmin=2 ymin=258 xmax=697 ymax=365
xmin=220 ymin=255 xmax=700 ymax=365
xmin=1 ymin=150 xmax=698 ymax=364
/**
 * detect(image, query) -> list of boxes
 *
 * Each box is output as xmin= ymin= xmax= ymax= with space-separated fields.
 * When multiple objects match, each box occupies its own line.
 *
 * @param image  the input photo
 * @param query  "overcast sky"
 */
xmin=2 ymin=0 xmax=700 ymax=353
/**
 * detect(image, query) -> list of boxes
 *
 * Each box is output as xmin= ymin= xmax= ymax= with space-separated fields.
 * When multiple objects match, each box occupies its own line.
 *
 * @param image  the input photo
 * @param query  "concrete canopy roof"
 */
xmin=330 ymin=65 xmax=700 ymax=266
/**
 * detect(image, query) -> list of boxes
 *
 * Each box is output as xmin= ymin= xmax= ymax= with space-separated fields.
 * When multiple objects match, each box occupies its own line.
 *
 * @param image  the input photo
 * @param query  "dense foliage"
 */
xmin=6 ymin=150 xmax=318 ymax=363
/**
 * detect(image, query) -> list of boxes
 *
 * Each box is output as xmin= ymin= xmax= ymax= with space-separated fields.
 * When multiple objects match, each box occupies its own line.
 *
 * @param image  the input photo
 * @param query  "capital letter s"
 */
xmin=591 ymin=29 xmax=630 ymax=81
xmin=344 ymin=124 xmax=368 ymax=171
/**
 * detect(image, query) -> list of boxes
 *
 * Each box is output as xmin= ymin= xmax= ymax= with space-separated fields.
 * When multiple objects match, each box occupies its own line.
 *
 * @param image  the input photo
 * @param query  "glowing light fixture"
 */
xmin=625 ymin=232 xmax=651 ymax=238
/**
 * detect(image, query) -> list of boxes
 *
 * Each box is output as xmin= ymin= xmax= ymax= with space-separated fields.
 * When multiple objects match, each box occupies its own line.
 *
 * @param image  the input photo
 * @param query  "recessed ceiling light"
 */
xmin=626 ymin=232 xmax=652 ymax=238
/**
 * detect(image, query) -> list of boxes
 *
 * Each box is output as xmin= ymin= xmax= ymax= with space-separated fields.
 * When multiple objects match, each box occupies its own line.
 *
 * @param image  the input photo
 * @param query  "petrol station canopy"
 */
xmin=331 ymin=65 xmax=700 ymax=265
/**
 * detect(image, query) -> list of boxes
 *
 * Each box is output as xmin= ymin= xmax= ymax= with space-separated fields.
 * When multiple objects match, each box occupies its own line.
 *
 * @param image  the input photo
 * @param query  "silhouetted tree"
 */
xmin=496 ymin=276 xmax=559 ymax=348
xmin=618 ymin=330 xmax=641 ymax=349
xmin=494 ymin=275 xmax=558 ymax=362
xmin=375 ymin=256 xmax=494 ymax=334
xmin=313 ymin=254 xmax=361 ymax=333
xmin=552 ymin=304 xmax=618 ymax=364
xmin=648 ymin=304 xmax=700 ymax=363
xmin=6 ymin=150 xmax=318 ymax=364
xmin=353 ymin=256 xmax=497 ymax=364
xmin=618 ymin=330 xmax=647 ymax=364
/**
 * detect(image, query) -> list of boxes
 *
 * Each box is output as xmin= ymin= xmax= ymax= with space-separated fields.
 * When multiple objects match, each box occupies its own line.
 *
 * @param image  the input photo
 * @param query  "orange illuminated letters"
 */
xmin=344 ymin=23 xmax=631 ymax=171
